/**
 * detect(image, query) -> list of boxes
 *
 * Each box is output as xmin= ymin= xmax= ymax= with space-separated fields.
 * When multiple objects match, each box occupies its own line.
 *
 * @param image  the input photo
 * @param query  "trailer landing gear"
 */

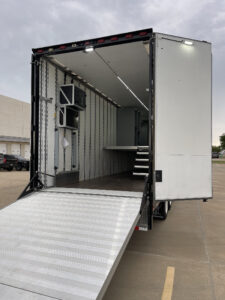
xmin=160 ymin=201 xmax=168 ymax=220
xmin=154 ymin=201 xmax=169 ymax=220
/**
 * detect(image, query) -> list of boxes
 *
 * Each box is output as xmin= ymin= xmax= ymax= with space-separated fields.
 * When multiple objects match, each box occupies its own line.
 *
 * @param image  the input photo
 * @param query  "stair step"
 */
xmin=135 ymin=158 xmax=149 ymax=162
xmin=137 ymin=152 xmax=149 ymax=155
xmin=133 ymin=172 xmax=149 ymax=176
xmin=137 ymin=146 xmax=149 ymax=150
xmin=134 ymin=165 xmax=149 ymax=169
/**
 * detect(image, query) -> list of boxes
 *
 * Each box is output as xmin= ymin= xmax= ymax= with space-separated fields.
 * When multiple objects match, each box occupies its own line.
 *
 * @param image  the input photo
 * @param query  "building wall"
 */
xmin=0 ymin=94 xmax=30 ymax=158
xmin=0 ymin=94 xmax=30 ymax=138
xmin=0 ymin=142 xmax=30 ymax=158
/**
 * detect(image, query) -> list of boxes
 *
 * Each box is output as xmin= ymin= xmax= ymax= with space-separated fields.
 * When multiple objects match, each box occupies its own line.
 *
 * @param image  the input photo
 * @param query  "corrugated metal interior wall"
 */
xmin=38 ymin=58 xmax=133 ymax=187
xmin=78 ymin=87 xmax=133 ymax=181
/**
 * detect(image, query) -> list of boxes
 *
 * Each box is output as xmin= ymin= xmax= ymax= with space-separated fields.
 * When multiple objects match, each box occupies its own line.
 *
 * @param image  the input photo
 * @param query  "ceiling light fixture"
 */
xmin=84 ymin=45 xmax=94 ymax=53
xmin=183 ymin=40 xmax=193 ymax=46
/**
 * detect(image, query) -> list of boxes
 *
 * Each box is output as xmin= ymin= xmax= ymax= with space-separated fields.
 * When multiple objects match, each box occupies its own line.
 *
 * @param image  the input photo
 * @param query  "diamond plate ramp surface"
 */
xmin=0 ymin=188 xmax=142 ymax=300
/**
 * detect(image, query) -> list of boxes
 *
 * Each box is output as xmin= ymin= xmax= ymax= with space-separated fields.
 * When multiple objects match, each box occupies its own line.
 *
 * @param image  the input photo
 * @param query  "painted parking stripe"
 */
xmin=161 ymin=266 xmax=175 ymax=300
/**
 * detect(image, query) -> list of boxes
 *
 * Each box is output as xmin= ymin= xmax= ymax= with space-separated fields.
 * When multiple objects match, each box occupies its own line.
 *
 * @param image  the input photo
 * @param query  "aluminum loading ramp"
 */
xmin=0 ymin=187 xmax=142 ymax=300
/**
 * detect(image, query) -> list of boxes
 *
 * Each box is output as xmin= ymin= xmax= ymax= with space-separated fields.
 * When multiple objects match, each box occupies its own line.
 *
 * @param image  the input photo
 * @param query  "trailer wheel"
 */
xmin=168 ymin=201 xmax=172 ymax=210
xmin=160 ymin=201 xmax=168 ymax=220
xmin=16 ymin=164 xmax=22 ymax=171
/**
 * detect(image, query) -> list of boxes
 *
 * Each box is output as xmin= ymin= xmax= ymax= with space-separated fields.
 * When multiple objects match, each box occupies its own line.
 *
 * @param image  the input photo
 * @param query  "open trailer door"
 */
xmin=154 ymin=33 xmax=212 ymax=201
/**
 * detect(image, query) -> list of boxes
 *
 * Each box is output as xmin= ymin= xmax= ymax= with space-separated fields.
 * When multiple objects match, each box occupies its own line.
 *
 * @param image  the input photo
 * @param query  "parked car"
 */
xmin=219 ymin=150 xmax=225 ymax=158
xmin=0 ymin=153 xmax=4 ymax=168
xmin=212 ymin=152 xmax=220 ymax=158
xmin=12 ymin=155 xmax=29 ymax=171
xmin=0 ymin=154 xmax=17 ymax=171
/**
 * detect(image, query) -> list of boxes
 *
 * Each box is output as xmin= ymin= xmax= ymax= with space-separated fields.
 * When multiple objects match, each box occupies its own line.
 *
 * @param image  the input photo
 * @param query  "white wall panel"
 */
xmin=65 ymin=129 xmax=72 ymax=171
xmin=95 ymin=96 xmax=100 ymax=178
xmin=104 ymin=101 xmax=108 ymax=175
xmin=99 ymin=97 xmax=104 ymax=177
xmin=154 ymin=33 xmax=212 ymax=200
xmin=24 ymin=144 xmax=30 ymax=159
xmin=11 ymin=144 xmax=20 ymax=155
xmin=0 ymin=143 xmax=7 ymax=154
xmin=108 ymin=103 xmax=112 ymax=174
xmin=90 ymin=91 xmax=95 ymax=179
xmin=114 ymin=107 xmax=119 ymax=174
xmin=84 ymin=88 xmax=90 ymax=180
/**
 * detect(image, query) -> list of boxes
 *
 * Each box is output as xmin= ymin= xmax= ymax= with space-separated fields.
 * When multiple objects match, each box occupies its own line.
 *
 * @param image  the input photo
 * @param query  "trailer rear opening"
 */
xmin=0 ymin=28 xmax=212 ymax=300
xmin=36 ymin=35 xmax=151 ymax=193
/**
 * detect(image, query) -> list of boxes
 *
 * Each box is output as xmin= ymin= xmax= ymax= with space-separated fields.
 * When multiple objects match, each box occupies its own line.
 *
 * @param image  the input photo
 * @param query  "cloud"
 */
xmin=0 ymin=0 xmax=224 ymax=143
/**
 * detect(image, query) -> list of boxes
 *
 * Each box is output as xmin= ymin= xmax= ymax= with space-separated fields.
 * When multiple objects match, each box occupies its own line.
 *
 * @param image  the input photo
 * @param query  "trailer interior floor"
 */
xmin=65 ymin=173 xmax=145 ymax=192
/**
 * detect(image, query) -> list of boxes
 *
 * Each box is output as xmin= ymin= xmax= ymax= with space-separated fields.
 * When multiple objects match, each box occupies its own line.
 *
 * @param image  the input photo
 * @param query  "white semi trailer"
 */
xmin=0 ymin=28 xmax=212 ymax=299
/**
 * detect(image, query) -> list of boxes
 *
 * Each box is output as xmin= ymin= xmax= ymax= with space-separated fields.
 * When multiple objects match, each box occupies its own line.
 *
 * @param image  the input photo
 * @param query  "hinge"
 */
xmin=31 ymin=60 xmax=41 ymax=66
xmin=39 ymin=96 xmax=53 ymax=103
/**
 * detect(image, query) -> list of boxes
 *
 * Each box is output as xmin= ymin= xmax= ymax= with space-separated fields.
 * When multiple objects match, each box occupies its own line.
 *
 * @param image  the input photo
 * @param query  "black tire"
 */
xmin=168 ymin=201 xmax=172 ymax=210
xmin=160 ymin=201 xmax=168 ymax=220
xmin=16 ymin=164 xmax=22 ymax=171
xmin=7 ymin=167 xmax=13 ymax=171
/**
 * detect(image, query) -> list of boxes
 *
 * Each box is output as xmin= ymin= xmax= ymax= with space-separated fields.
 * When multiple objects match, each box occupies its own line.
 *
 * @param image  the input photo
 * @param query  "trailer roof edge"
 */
xmin=32 ymin=28 xmax=153 ymax=57
xmin=155 ymin=32 xmax=211 ymax=44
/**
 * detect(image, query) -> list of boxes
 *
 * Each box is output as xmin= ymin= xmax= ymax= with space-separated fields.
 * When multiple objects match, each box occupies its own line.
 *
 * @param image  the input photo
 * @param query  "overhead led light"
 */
xmin=84 ymin=45 xmax=94 ymax=53
xmin=117 ymin=76 xmax=149 ymax=111
xmin=94 ymin=49 xmax=148 ymax=111
xmin=183 ymin=40 xmax=193 ymax=46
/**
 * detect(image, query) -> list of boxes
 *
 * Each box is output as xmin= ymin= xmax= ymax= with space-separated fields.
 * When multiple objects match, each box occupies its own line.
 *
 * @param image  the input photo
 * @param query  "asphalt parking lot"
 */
xmin=0 ymin=170 xmax=29 ymax=209
xmin=104 ymin=164 xmax=225 ymax=300
xmin=0 ymin=164 xmax=225 ymax=300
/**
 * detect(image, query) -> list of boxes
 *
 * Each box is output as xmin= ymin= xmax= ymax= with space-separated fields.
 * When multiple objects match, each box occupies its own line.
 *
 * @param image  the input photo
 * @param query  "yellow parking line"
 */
xmin=161 ymin=266 xmax=175 ymax=300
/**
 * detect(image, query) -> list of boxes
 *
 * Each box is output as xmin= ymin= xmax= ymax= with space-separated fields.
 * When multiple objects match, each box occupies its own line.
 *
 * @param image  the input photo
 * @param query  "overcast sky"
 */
xmin=0 ymin=0 xmax=224 ymax=145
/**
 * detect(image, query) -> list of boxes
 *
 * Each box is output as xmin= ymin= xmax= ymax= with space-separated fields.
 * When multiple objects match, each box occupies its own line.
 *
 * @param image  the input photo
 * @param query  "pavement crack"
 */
xmin=127 ymin=249 xmax=209 ymax=265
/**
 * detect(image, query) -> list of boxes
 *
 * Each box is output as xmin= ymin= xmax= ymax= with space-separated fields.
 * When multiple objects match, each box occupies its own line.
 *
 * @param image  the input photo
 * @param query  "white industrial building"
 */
xmin=0 ymin=94 xmax=30 ymax=159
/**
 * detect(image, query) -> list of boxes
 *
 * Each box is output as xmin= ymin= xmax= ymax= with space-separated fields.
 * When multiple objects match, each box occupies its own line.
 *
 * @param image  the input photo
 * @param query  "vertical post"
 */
xmin=30 ymin=54 xmax=40 ymax=188
xmin=148 ymin=34 xmax=155 ymax=230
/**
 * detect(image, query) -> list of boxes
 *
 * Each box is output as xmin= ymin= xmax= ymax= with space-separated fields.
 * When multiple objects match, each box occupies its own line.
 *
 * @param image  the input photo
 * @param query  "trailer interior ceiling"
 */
xmin=50 ymin=40 xmax=149 ymax=110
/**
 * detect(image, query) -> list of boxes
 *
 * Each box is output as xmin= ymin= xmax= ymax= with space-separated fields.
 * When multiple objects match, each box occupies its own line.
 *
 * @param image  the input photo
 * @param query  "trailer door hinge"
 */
xmin=40 ymin=96 xmax=53 ymax=103
xmin=31 ymin=60 xmax=41 ymax=66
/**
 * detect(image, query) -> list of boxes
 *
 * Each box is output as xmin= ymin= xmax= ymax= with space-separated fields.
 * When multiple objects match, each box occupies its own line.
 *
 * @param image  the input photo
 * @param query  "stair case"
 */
xmin=133 ymin=146 xmax=149 ymax=177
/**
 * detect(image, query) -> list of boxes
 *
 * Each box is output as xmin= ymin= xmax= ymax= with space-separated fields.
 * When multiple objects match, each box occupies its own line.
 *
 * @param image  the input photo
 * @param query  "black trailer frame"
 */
xmin=27 ymin=28 xmax=155 ymax=230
